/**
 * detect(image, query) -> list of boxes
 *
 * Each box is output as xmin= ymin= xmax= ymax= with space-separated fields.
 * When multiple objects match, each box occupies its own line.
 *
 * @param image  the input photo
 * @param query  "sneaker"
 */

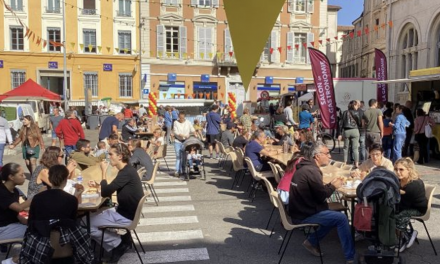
xmin=399 ymin=237 xmax=408 ymax=253
xmin=174 ymin=171 xmax=179 ymax=177
xmin=216 ymin=155 xmax=220 ymax=160
xmin=406 ymin=230 xmax=418 ymax=249
xmin=190 ymin=167 xmax=195 ymax=173
xmin=2 ymin=258 xmax=18 ymax=264
xmin=355 ymin=232 xmax=365 ymax=242
xmin=302 ymin=240 xmax=323 ymax=257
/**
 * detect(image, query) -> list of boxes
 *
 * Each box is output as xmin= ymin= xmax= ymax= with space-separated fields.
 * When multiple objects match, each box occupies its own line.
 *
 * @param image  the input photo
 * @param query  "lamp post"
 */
xmin=62 ymin=0 xmax=68 ymax=110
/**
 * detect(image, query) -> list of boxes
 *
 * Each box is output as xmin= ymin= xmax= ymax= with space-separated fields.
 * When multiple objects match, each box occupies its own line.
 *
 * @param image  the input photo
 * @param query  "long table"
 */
xmin=264 ymin=145 xmax=293 ymax=166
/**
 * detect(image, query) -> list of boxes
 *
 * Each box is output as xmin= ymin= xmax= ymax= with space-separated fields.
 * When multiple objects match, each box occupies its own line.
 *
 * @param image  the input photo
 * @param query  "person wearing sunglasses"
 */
xmin=27 ymin=146 xmax=77 ymax=199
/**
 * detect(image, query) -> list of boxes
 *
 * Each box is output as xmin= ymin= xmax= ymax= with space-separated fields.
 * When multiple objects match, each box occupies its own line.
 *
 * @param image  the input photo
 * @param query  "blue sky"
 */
xmin=329 ymin=0 xmax=364 ymax=25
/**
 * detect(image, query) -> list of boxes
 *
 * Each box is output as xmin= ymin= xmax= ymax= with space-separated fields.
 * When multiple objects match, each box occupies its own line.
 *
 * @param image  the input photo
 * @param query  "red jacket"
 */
xmin=124 ymin=109 xmax=133 ymax=118
xmin=55 ymin=118 xmax=85 ymax=146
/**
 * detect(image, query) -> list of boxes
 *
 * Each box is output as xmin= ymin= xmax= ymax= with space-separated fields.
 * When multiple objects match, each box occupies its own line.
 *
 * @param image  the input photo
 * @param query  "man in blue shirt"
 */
xmin=390 ymin=105 xmax=410 ymax=162
xmin=171 ymin=107 xmax=179 ymax=129
xmin=299 ymin=104 xmax=315 ymax=129
xmin=99 ymin=113 xmax=124 ymax=141
xmin=206 ymin=105 xmax=222 ymax=159
xmin=164 ymin=106 xmax=173 ymax=144
xmin=245 ymin=130 xmax=278 ymax=171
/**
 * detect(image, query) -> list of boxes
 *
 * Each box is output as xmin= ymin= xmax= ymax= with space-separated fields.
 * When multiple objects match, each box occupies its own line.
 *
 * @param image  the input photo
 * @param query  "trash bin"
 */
xmin=87 ymin=115 xmax=99 ymax=130
xmin=99 ymin=115 xmax=110 ymax=126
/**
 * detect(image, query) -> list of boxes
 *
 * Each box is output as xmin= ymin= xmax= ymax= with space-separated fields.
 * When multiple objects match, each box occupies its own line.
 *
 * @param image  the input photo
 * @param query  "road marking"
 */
xmin=142 ymin=204 xmax=195 ymax=213
xmin=154 ymin=188 xmax=189 ymax=194
xmin=134 ymin=230 xmax=203 ymax=243
xmin=154 ymin=181 xmax=187 ymax=186
xmin=138 ymin=216 xmax=198 ymax=226
xmin=146 ymin=196 xmax=191 ymax=202
xmin=119 ymin=248 xmax=210 ymax=263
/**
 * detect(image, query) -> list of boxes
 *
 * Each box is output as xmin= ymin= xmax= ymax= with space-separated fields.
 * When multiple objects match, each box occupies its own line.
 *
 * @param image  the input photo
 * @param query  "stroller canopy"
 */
xmin=357 ymin=168 xmax=401 ymax=206
xmin=182 ymin=137 xmax=204 ymax=151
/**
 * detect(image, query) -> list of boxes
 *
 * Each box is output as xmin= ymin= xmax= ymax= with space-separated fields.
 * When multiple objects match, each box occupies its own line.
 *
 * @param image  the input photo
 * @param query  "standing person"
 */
xmin=55 ymin=110 xmax=85 ymax=159
xmin=173 ymin=112 xmax=195 ymax=177
xmin=49 ymin=108 xmax=63 ymax=147
xmin=124 ymin=106 xmax=133 ymax=120
xmin=0 ymin=115 xmax=13 ymax=167
xmin=402 ymin=104 xmax=415 ymax=157
xmin=390 ymin=105 xmax=410 ymax=162
xmin=56 ymin=102 xmax=65 ymax=117
xmin=90 ymin=144 xmax=143 ymax=263
xmin=356 ymin=100 xmax=367 ymax=162
xmin=98 ymin=113 xmax=124 ymax=141
xmin=298 ymin=104 xmax=315 ymax=130
xmin=339 ymin=100 xmax=361 ymax=167
xmin=9 ymin=116 xmax=45 ymax=175
xmin=240 ymin=108 xmax=253 ymax=132
xmin=138 ymin=105 xmax=147 ymax=118
xmin=382 ymin=111 xmax=394 ymax=159
xmin=171 ymin=107 xmax=179 ymax=129
xmin=362 ymin=99 xmax=384 ymax=151
xmin=164 ymin=106 xmax=173 ymax=144
xmin=157 ymin=105 xmax=165 ymax=116
xmin=284 ymin=103 xmax=298 ymax=127
xmin=289 ymin=142 xmax=354 ymax=263
xmin=414 ymin=109 xmax=435 ymax=164
xmin=206 ymin=105 xmax=222 ymax=159
xmin=359 ymin=101 xmax=366 ymax=111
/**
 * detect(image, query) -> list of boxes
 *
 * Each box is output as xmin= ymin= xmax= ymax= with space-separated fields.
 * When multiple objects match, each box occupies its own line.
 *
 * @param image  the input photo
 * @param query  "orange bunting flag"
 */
xmin=32 ymin=33 xmax=35 ymax=42
xmin=43 ymin=40 xmax=47 ymax=48
xmin=326 ymin=38 xmax=331 ymax=42
xmin=374 ymin=25 xmax=379 ymax=32
xmin=357 ymin=30 xmax=362 ymax=37
xmin=318 ymin=40 xmax=323 ymax=45
xmin=295 ymin=44 xmax=299 ymax=50
xmin=388 ymin=21 xmax=393 ymax=28
xmin=310 ymin=41 xmax=315 ymax=47
xmin=349 ymin=32 xmax=354 ymax=39
xmin=24 ymin=27 xmax=30 ymax=38
xmin=381 ymin=23 xmax=386 ymax=29
xmin=36 ymin=37 xmax=41 ymax=46
xmin=277 ymin=47 xmax=282 ymax=53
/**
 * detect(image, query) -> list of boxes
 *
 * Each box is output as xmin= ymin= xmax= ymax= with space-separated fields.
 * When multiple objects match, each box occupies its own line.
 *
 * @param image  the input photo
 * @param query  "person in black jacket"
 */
xmin=90 ymin=143 xmax=143 ymax=263
xmin=121 ymin=118 xmax=138 ymax=142
xmin=128 ymin=139 xmax=154 ymax=181
xmin=289 ymin=142 xmax=354 ymax=264
xmin=338 ymin=100 xmax=361 ymax=167
xmin=394 ymin=158 xmax=428 ymax=252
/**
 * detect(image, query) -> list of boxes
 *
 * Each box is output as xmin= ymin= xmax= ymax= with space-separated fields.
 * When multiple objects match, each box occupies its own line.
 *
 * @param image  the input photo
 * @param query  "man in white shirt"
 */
xmin=138 ymin=105 xmax=147 ymax=117
xmin=284 ymin=104 xmax=297 ymax=126
xmin=0 ymin=116 xmax=13 ymax=166
xmin=173 ymin=112 xmax=195 ymax=177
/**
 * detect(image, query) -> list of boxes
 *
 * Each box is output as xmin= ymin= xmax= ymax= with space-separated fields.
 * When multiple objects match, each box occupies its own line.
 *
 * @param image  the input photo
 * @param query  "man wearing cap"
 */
xmin=272 ymin=125 xmax=294 ymax=149
xmin=221 ymin=122 xmax=236 ymax=148
xmin=299 ymin=104 xmax=315 ymax=130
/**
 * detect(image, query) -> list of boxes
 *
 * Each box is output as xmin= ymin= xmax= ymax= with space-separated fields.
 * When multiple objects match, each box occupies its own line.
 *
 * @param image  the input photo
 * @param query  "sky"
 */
xmin=329 ymin=0 xmax=364 ymax=26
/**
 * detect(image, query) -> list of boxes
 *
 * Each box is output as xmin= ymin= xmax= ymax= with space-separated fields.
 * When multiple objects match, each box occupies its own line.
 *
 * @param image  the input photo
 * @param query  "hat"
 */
xmin=227 ymin=122 xmax=237 ymax=130
xmin=302 ymin=104 xmax=310 ymax=111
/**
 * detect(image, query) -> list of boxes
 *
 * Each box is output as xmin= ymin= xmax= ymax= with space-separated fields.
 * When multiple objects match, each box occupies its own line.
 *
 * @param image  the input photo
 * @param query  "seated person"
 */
xmin=102 ymin=133 xmax=120 ymax=151
xmin=394 ymin=158 xmax=428 ymax=252
xmin=128 ymin=139 xmax=154 ymax=181
xmin=20 ymin=165 xmax=91 ymax=264
xmin=147 ymin=128 xmax=164 ymax=156
xmin=0 ymin=163 xmax=31 ymax=248
xmin=351 ymin=144 xmax=394 ymax=179
xmin=233 ymin=128 xmax=249 ymax=150
xmin=272 ymin=125 xmax=295 ymax=149
xmin=121 ymin=118 xmax=138 ymax=142
xmin=71 ymin=139 xmax=106 ymax=170
xmin=187 ymin=146 xmax=202 ymax=172
xmin=94 ymin=141 xmax=107 ymax=158
xmin=90 ymin=144 xmax=143 ymax=263
xmin=289 ymin=142 xmax=354 ymax=264
xmin=244 ymin=130 xmax=278 ymax=172
xmin=221 ymin=122 xmax=236 ymax=148
xmin=156 ymin=114 xmax=164 ymax=128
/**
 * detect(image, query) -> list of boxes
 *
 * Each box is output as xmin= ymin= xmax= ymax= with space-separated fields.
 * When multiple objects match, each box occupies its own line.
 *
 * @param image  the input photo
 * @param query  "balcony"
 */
xmin=216 ymin=53 xmax=237 ymax=66
xmin=81 ymin=9 xmax=97 ymax=15
xmin=45 ymin=6 xmax=61 ymax=14
xmin=116 ymin=10 xmax=132 ymax=17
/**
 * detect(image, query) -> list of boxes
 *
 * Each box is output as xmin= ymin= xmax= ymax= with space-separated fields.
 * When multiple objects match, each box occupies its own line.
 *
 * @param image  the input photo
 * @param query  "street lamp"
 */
xmin=62 ymin=0 xmax=68 ymax=110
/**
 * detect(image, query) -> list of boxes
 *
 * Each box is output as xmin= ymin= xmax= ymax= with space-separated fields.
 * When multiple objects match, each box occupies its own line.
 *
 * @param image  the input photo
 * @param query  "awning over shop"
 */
xmin=157 ymin=99 xmax=207 ymax=107
xmin=69 ymin=101 xmax=99 ymax=106
xmin=374 ymin=67 xmax=440 ymax=84
xmin=0 ymin=79 xmax=61 ymax=101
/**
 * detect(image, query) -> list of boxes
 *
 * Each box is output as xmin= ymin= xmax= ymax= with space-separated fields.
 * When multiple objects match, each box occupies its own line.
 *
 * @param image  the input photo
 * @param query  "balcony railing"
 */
xmin=45 ymin=6 xmax=61 ymax=14
xmin=81 ymin=9 xmax=97 ymax=15
xmin=116 ymin=10 xmax=132 ymax=17
xmin=10 ymin=5 xmax=24 ymax=11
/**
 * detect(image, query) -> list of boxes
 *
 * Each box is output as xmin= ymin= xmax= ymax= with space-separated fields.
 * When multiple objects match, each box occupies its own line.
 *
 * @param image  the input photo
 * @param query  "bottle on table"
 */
xmin=77 ymin=174 xmax=83 ymax=185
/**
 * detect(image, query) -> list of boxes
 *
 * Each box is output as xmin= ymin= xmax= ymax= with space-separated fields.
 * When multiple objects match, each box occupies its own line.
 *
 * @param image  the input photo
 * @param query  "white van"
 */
xmin=2 ymin=97 xmax=53 ymax=132
xmin=0 ymin=103 xmax=35 ymax=134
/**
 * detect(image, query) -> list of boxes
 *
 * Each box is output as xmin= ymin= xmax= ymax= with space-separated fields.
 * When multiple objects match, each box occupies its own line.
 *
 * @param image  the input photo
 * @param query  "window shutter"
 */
xmin=191 ymin=0 xmax=197 ymax=7
xmin=224 ymin=29 xmax=232 ymax=61
xmin=206 ymin=27 xmax=213 ymax=59
xmin=126 ymin=0 xmax=131 ymax=14
xmin=179 ymin=26 xmax=187 ymax=59
xmin=307 ymin=32 xmax=314 ymax=64
xmin=198 ymin=27 xmax=205 ymax=59
xmin=287 ymin=32 xmax=294 ymax=63
xmin=287 ymin=0 xmax=293 ymax=13
xmin=213 ymin=0 xmax=219 ymax=8
xmin=156 ymin=25 xmax=165 ymax=57
xmin=48 ymin=0 xmax=53 ymax=10
xmin=18 ymin=0 xmax=23 ymax=9
xmin=270 ymin=31 xmax=278 ymax=63
xmin=55 ymin=0 xmax=60 ymax=10
xmin=119 ymin=0 xmax=123 ymax=12
xmin=11 ymin=0 xmax=16 ymax=10
xmin=307 ymin=0 xmax=314 ymax=13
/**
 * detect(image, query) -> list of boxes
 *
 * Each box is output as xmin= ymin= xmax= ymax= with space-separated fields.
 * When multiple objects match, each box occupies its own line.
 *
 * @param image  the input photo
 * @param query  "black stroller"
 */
xmin=355 ymin=168 xmax=403 ymax=264
xmin=179 ymin=137 xmax=206 ymax=181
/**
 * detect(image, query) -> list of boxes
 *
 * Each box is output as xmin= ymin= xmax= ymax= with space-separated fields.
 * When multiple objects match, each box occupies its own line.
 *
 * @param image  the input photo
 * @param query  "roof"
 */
xmin=337 ymin=25 xmax=354 ymax=31
xmin=327 ymin=5 xmax=342 ymax=11
xmin=0 ymin=79 xmax=61 ymax=102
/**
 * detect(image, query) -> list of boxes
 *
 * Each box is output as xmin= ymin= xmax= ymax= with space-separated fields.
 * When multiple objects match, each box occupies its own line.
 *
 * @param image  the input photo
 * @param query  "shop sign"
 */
xmin=296 ymin=77 xmax=304 ymax=84
xmin=48 ymin=61 xmax=58 ymax=69
xmin=265 ymin=76 xmax=274 ymax=84
xmin=103 ymin=64 xmax=113 ymax=71
xmin=201 ymin=74 xmax=210 ymax=83
xmin=142 ymin=89 xmax=149 ymax=99
xmin=296 ymin=84 xmax=306 ymax=91
xmin=167 ymin=73 xmax=177 ymax=82
xmin=0 ymin=60 xmax=3 ymax=68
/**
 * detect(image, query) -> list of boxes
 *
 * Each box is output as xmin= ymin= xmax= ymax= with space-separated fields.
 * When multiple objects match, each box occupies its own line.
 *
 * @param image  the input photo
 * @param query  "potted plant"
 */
xmin=198 ymin=92 xmax=204 ymax=99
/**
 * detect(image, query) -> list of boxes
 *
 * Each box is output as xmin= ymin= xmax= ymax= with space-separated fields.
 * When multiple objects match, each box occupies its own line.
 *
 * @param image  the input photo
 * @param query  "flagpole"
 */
xmin=62 ymin=0 xmax=68 ymax=110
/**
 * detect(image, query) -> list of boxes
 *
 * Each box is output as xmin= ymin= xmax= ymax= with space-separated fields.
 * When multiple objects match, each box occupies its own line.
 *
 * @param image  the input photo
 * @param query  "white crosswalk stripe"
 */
xmin=138 ymin=216 xmax=198 ymax=226
xmin=154 ymin=181 xmax=188 ymax=186
xmin=154 ymin=188 xmax=189 ymax=194
xmin=146 ymin=196 xmax=192 ymax=203
xmin=142 ymin=205 xmax=195 ymax=213
xmin=119 ymin=248 xmax=210 ymax=263
xmin=134 ymin=230 xmax=204 ymax=243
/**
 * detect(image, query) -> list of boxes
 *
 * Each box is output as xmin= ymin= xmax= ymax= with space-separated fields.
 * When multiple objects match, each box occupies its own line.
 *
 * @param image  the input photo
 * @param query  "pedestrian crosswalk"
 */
xmin=118 ymin=145 xmax=210 ymax=263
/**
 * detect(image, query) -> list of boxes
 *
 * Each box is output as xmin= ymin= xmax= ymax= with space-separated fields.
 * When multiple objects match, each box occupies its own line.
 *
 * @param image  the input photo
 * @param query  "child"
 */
xmin=187 ymin=146 xmax=202 ymax=172
xmin=94 ymin=141 xmax=107 ymax=158
xmin=193 ymin=120 xmax=203 ymax=139
xmin=200 ymin=121 xmax=207 ymax=140
xmin=382 ymin=112 xmax=393 ymax=159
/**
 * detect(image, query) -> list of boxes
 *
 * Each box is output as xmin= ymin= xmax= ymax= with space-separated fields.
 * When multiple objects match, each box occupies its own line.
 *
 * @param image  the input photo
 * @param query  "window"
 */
xmin=82 ymin=0 xmax=96 ymax=15
xmin=375 ymin=19 xmax=380 ymax=40
xmin=197 ymin=27 xmax=213 ymax=60
xmin=47 ymin=28 xmax=61 ymax=52
xmin=84 ymin=73 xmax=98 ymax=97
xmin=295 ymin=0 xmax=305 ymax=13
xmin=262 ymin=39 xmax=271 ymax=62
xmin=118 ymin=0 xmax=131 ymax=17
xmin=119 ymin=74 xmax=133 ymax=97
xmin=10 ymin=0 xmax=23 ymax=11
xmin=118 ymin=31 xmax=131 ymax=54
xmin=294 ymin=33 xmax=306 ymax=63
xmin=46 ymin=0 xmax=61 ymax=13
xmin=10 ymin=26 xmax=24 ymax=51
xmin=164 ymin=0 xmax=178 ymax=5
xmin=11 ymin=70 xmax=26 ymax=89
xmin=166 ymin=26 xmax=179 ymax=54
xmin=198 ymin=0 xmax=211 ymax=6
xmin=83 ymin=29 xmax=96 ymax=53
xmin=157 ymin=25 xmax=187 ymax=59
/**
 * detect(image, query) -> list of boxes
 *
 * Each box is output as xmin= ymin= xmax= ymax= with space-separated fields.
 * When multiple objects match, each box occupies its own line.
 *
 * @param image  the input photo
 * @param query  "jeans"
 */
xmin=64 ymin=145 xmax=76 ymax=163
xmin=188 ymin=159 xmax=200 ymax=167
xmin=0 ymin=143 xmax=5 ymax=166
xmin=382 ymin=135 xmax=393 ymax=159
xmin=301 ymin=210 xmax=355 ymax=261
xmin=166 ymin=126 xmax=172 ymax=144
xmin=393 ymin=134 xmax=406 ymax=163
xmin=359 ymin=132 xmax=366 ymax=162
xmin=343 ymin=129 xmax=359 ymax=164
xmin=174 ymin=141 xmax=183 ymax=173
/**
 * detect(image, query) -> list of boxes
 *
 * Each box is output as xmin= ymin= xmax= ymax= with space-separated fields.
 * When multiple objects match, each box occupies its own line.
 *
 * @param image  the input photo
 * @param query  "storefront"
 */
xmin=193 ymin=82 xmax=218 ymax=100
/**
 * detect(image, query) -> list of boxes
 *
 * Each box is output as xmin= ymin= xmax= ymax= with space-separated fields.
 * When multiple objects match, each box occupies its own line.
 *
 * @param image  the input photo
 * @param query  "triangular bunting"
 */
xmin=88 ymin=44 xmax=93 ymax=51
xmin=115 ymin=48 xmax=120 ymax=53
xmin=106 ymin=46 xmax=111 ymax=52
xmin=43 ymin=40 xmax=47 ymax=48
xmin=70 ymin=42 xmax=75 ymax=49
xmin=80 ymin=44 xmax=84 ymax=50
xmin=98 ymin=46 xmax=102 ymax=52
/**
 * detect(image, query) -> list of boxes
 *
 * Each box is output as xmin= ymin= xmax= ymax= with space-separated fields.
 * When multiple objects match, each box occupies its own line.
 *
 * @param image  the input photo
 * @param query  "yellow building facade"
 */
xmin=0 ymin=0 xmax=140 ymax=107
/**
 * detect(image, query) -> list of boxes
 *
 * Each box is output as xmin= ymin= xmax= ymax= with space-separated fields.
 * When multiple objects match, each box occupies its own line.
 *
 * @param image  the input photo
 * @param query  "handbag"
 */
xmin=424 ymin=116 xmax=433 ymax=138
xmin=26 ymin=145 xmax=36 ymax=155
xmin=354 ymin=197 xmax=373 ymax=232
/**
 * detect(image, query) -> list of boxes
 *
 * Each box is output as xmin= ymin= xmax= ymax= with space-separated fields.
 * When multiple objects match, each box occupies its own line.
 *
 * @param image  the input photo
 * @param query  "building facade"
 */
xmin=0 ymin=0 xmax=140 ymax=107
xmin=140 ymin=0 xmax=339 ymax=113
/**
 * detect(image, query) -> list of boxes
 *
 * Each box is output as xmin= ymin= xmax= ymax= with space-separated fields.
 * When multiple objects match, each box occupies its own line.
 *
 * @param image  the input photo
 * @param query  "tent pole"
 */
xmin=62 ymin=0 xmax=68 ymax=110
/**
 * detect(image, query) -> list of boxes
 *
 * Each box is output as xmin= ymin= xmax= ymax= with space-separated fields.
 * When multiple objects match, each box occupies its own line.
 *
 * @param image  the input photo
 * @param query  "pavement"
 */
xmin=1 ymin=129 xmax=440 ymax=264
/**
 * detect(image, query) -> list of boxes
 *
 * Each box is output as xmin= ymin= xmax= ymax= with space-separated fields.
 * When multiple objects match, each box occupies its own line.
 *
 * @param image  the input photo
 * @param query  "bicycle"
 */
xmin=315 ymin=120 xmax=336 ymax=153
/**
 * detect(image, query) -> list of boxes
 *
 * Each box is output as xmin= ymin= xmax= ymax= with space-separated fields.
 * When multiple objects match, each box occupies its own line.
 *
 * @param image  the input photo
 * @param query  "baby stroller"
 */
xmin=180 ymin=137 xmax=206 ymax=181
xmin=355 ymin=168 xmax=403 ymax=264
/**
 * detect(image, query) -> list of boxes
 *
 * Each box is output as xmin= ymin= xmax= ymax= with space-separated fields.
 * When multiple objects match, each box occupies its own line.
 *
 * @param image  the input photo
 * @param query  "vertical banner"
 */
xmin=375 ymin=48 xmax=388 ymax=103
xmin=308 ymin=48 xmax=337 ymax=129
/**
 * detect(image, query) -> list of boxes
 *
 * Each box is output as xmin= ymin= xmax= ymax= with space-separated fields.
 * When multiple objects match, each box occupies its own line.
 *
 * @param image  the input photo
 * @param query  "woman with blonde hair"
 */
xmin=239 ymin=108 xmax=252 ymax=132
xmin=394 ymin=157 xmax=428 ymax=252
xmin=9 ymin=115 xmax=45 ymax=175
